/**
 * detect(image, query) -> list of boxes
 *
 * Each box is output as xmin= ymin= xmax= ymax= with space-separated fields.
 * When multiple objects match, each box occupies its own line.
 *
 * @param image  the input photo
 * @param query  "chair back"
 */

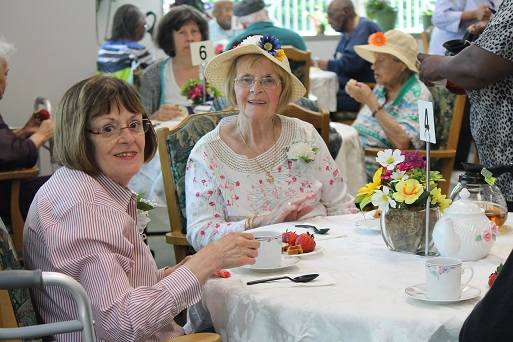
xmin=157 ymin=111 xmax=238 ymax=263
xmin=282 ymin=45 xmax=311 ymax=94
xmin=281 ymin=103 xmax=330 ymax=146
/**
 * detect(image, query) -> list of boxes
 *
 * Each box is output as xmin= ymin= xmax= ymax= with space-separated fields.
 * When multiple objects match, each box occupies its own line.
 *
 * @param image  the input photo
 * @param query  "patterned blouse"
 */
xmin=352 ymin=75 xmax=432 ymax=180
xmin=185 ymin=115 xmax=357 ymax=251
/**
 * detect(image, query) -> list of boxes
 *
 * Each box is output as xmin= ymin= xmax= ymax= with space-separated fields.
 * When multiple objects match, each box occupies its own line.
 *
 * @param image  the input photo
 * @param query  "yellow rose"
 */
xmin=392 ymin=179 xmax=423 ymax=204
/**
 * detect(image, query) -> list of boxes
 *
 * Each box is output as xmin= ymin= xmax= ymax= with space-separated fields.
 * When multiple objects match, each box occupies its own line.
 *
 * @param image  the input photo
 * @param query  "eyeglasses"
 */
xmin=87 ymin=119 xmax=151 ymax=139
xmin=234 ymin=76 xmax=282 ymax=89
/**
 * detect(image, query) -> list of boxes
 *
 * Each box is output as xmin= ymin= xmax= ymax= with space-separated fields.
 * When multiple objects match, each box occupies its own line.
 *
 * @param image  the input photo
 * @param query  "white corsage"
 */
xmin=136 ymin=193 xmax=157 ymax=238
xmin=287 ymin=141 xmax=319 ymax=163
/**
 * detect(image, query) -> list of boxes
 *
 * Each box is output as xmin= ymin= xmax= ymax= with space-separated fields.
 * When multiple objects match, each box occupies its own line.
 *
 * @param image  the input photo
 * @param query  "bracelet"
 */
xmin=371 ymin=105 xmax=384 ymax=118
xmin=247 ymin=215 xmax=257 ymax=230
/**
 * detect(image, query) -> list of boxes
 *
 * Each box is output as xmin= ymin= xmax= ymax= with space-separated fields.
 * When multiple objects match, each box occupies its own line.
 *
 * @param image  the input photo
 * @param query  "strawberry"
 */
xmin=35 ymin=109 xmax=50 ymax=121
xmin=282 ymin=230 xmax=298 ymax=245
xmin=488 ymin=262 xmax=504 ymax=287
xmin=294 ymin=232 xmax=316 ymax=253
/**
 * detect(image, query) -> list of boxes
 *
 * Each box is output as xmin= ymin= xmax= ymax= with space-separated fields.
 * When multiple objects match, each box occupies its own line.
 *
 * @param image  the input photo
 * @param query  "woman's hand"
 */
xmin=256 ymin=193 xmax=316 ymax=227
xmin=185 ymin=232 xmax=260 ymax=282
xmin=473 ymin=5 xmax=492 ymax=21
xmin=163 ymin=255 xmax=193 ymax=276
xmin=468 ymin=20 xmax=489 ymax=37
xmin=151 ymin=104 xmax=183 ymax=121
xmin=345 ymin=81 xmax=373 ymax=105
xmin=417 ymin=53 xmax=448 ymax=87
xmin=28 ymin=118 xmax=54 ymax=148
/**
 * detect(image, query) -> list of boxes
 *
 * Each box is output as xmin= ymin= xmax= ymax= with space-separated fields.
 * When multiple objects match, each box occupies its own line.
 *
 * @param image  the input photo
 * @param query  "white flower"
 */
xmin=371 ymin=186 xmax=396 ymax=212
xmin=240 ymin=35 xmax=262 ymax=46
xmin=287 ymin=141 xmax=319 ymax=163
xmin=391 ymin=170 xmax=408 ymax=181
xmin=376 ymin=149 xmax=404 ymax=170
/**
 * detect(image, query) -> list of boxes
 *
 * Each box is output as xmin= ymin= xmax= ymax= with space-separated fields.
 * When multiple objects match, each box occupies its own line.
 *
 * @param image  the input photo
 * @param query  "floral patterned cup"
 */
xmin=422 ymin=257 xmax=474 ymax=300
xmin=252 ymin=231 xmax=283 ymax=269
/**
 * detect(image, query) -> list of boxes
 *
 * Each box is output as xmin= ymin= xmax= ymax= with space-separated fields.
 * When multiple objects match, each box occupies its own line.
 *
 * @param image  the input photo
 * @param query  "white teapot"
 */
xmin=433 ymin=188 xmax=498 ymax=261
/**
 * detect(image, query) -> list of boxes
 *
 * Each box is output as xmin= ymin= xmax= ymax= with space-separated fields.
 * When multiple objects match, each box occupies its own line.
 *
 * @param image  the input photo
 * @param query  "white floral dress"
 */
xmin=185 ymin=115 xmax=357 ymax=250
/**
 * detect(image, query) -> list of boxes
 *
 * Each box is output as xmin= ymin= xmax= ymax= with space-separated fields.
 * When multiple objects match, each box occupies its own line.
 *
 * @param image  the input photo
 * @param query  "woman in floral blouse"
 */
xmin=185 ymin=35 xmax=357 ymax=251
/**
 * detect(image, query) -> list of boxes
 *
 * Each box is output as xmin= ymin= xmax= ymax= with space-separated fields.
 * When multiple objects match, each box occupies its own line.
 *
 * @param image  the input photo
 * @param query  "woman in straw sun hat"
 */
xmin=346 ymin=30 xmax=432 ymax=180
xmin=185 ymin=35 xmax=357 ymax=250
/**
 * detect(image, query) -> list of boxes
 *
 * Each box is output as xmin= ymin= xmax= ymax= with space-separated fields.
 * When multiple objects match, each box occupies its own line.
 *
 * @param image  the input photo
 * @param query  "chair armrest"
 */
xmin=0 ymin=168 xmax=39 ymax=181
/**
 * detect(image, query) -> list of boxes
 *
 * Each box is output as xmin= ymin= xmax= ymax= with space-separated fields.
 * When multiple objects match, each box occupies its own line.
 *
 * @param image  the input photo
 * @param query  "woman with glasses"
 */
xmin=185 ymin=35 xmax=357 ymax=251
xmin=23 ymin=75 xmax=259 ymax=341
xmin=97 ymin=4 xmax=154 ymax=85
xmin=139 ymin=5 xmax=209 ymax=121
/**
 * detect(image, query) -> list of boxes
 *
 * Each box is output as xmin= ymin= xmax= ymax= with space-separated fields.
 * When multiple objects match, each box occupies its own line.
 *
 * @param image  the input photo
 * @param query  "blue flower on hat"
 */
xmin=258 ymin=35 xmax=281 ymax=57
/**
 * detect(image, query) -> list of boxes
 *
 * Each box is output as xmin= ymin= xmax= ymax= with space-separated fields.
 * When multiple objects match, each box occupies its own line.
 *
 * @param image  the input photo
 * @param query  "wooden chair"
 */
xmin=282 ymin=102 xmax=330 ymax=146
xmin=0 ymin=168 xmax=40 ymax=256
xmin=421 ymin=26 xmax=434 ymax=53
xmin=365 ymin=87 xmax=467 ymax=196
xmin=282 ymin=45 xmax=311 ymax=94
xmin=157 ymin=111 xmax=239 ymax=264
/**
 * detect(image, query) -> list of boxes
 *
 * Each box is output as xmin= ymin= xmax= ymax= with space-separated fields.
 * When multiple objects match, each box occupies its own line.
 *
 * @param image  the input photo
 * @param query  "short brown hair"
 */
xmin=225 ymin=54 xmax=295 ymax=113
xmin=156 ymin=5 xmax=209 ymax=57
xmin=53 ymin=75 xmax=157 ymax=174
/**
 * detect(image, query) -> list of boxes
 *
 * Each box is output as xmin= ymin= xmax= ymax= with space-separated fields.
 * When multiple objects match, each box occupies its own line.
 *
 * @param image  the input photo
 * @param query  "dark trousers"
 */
xmin=0 ymin=175 xmax=51 ymax=224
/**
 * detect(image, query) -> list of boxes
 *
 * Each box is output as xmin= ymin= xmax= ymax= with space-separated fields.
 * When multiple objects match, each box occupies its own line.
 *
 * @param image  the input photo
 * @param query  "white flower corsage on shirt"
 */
xmin=287 ymin=141 xmax=319 ymax=164
xmin=136 ymin=193 xmax=157 ymax=238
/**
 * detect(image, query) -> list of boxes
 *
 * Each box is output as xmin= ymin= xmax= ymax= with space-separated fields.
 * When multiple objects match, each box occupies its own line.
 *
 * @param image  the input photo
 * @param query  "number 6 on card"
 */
xmin=418 ymin=100 xmax=436 ymax=144
xmin=190 ymin=41 xmax=215 ymax=66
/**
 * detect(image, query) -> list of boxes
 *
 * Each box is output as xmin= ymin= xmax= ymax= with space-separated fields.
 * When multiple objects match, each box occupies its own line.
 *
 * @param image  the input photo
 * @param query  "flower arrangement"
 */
xmin=180 ymin=79 xmax=223 ymax=106
xmin=307 ymin=5 xmax=328 ymax=34
xmin=235 ymin=35 xmax=286 ymax=62
xmin=355 ymin=149 xmax=452 ymax=212
xmin=287 ymin=141 xmax=319 ymax=163
xmin=364 ymin=0 xmax=393 ymax=19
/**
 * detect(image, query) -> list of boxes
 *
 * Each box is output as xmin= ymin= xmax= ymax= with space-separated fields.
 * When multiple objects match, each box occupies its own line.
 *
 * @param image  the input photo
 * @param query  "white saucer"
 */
xmin=283 ymin=246 xmax=323 ymax=257
xmin=242 ymin=256 xmax=299 ymax=271
xmin=355 ymin=219 xmax=380 ymax=231
xmin=405 ymin=283 xmax=481 ymax=304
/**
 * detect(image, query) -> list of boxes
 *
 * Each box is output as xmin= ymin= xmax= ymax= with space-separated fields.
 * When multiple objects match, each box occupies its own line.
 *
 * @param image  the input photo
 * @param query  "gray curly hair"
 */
xmin=0 ymin=36 xmax=16 ymax=67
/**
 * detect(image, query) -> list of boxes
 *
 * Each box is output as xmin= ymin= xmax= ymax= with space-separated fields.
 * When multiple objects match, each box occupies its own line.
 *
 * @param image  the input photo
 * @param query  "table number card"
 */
xmin=191 ymin=40 xmax=215 ymax=66
xmin=418 ymin=100 xmax=436 ymax=144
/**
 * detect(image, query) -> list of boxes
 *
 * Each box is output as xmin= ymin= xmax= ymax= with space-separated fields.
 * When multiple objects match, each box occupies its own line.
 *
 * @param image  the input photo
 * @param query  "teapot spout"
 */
xmin=433 ymin=217 xmax=461 ymax=256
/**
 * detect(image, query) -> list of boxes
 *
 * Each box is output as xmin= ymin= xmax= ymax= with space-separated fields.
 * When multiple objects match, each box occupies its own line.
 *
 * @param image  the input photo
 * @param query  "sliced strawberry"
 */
xmin=488 ymin=272 xmax=498 ymax=287
xmin=294 ymin=232 xmax=316 ymax=253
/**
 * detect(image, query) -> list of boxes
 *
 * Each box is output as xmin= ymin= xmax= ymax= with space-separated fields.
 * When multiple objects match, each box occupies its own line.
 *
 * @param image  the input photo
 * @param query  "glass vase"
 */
xmin=380 ymin=207 xmax=440 ymax=255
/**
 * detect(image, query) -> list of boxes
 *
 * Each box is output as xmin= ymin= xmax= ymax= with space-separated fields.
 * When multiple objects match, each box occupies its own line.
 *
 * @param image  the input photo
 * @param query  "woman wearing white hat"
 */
xmin=185 ymin=35 xmax=357 ymax=250
xmin=346 ymin=30 xmax=432 ymax=180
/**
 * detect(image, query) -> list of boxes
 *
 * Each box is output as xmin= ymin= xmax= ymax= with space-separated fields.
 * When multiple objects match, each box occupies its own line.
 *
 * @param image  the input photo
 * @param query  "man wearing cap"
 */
xmin=226 ymin=0 xmax=307 ymax=51
xmin=209 ymin=0 xmax=242 ymax=44
xmin=314 ymin=0 xmax=381 ymax=113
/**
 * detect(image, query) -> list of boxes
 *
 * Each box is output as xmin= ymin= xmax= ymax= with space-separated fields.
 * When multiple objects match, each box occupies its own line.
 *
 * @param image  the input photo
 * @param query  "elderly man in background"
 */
xmin=226 ymin=0 xmax=307 ymax=51
xmin=313 ymin=0 xmax=381 ymax=113
xmin=209 ymin=0 xmax=242 ymax=44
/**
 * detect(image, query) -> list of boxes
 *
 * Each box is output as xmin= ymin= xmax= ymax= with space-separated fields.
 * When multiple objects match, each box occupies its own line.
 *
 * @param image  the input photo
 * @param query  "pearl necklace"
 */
xmin=238 ymin=118 xmax=277 ymax=183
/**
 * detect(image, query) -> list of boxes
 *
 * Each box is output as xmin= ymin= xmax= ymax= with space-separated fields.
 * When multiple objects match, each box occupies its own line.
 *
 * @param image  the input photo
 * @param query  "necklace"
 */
xmin=238 ymin=118 xmax=277 ymax=183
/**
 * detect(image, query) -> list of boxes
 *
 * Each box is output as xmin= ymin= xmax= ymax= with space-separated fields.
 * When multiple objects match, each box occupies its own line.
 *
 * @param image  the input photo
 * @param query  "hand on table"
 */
xmin=151 ymin=104 xmax=183 ymax=121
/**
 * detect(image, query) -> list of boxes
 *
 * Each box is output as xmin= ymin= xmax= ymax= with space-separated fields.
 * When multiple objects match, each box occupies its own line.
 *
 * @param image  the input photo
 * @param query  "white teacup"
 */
xmin=423 ymin=257 xmax=474 ymax=300
xmin=252 ymin=230 xmax=282 ymax=268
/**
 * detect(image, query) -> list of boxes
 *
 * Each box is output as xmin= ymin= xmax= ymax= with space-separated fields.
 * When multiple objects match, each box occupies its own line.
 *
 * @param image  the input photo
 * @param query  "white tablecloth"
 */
xmin=186 ymin=214 xmax=513 ymax=342
xmin=309 ymin=68 xmax=339 ymax=112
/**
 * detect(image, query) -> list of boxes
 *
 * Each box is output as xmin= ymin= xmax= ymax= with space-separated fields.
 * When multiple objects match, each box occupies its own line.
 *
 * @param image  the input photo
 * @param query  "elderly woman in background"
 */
xmin=140 ymin=5 xmax=208 ymax=121
xmin=345 ymin=30 xmax=432 ymax=179
xmin=185 ymin=35 xmax=357 ymax=251
xmin=23 ymin=75 xmax=259 ymax=341
xmin=97 ymin=4 xmax=154 ymax=84
xmin=0 ymin=36 xmax=54 ymax=223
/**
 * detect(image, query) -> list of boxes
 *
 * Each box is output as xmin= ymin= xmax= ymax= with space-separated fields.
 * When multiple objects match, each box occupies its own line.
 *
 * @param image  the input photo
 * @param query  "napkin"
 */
xmin=241 ymin=273 xmax=336 ymax=289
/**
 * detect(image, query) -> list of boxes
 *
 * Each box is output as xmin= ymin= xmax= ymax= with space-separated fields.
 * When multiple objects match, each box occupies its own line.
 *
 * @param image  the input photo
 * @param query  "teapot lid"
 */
xmin=444 ymin=188 xmax=483 ymax=214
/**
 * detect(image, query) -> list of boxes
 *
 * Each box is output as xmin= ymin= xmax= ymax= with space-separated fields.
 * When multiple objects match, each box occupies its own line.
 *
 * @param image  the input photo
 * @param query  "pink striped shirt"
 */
xmin=23 ymin=167 xmax=202 ymax=341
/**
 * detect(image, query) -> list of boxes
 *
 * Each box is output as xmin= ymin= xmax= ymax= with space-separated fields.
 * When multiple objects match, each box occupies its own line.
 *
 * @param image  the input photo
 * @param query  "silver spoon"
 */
xmin=247 ymin=274 xmax=319 ymax=285
xmin=295 ymin=224 xmax=330 ymax=234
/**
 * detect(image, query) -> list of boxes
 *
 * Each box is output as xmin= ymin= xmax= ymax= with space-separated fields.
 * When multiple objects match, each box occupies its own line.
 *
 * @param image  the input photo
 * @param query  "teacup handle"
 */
xmin=461 ymin=266 xmax=474 ymax=290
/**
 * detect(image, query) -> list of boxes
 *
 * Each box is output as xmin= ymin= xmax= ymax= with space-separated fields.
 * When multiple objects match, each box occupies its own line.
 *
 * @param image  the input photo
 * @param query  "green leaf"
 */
xmin=475 ymin=235 xmax=482 ymax=241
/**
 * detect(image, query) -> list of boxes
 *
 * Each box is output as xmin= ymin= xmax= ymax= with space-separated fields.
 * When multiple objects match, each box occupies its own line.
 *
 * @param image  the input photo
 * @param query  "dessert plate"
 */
xmin=405 ymin=283 xmax=481 ymax=304
xmin=283 ymin=246 xmax=323 ymax=257
xmin=242 ymin=256 xmax=299 ymax=271
xmin=355 ymin=219 xmax=380 ymax=231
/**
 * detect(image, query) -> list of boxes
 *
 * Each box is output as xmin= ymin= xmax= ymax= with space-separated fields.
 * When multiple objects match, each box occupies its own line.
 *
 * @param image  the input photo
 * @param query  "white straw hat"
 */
xmin=204 ymin=35 xmax=306 ymax=102
xmin=354 ymin=30 xmax=419 ymax=73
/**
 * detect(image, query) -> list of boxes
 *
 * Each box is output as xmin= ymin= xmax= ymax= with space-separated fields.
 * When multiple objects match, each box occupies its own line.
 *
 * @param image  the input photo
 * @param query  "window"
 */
xmin=162 ymin=0 xmax=436 ymax=36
